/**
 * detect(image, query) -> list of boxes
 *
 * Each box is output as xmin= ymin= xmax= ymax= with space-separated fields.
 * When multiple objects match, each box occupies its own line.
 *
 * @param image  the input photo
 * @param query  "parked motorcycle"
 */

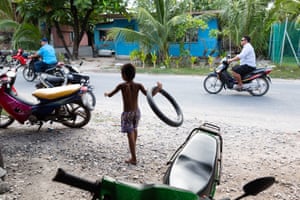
xmin=203 ymin=57 xmax=272 ymax=96
xmin=35 ymin=62 xmax=96 ymax=110
xmin=0 ymin=68 xmax=92 ymax=130
xmin=0 ymin=50 xmax=14 ymax=71
xmin=53 ymin=123 xmax=275 ymax=200
xmin=162 ymin=123 xmax=222 ymax=198
xmin=10 ymin=49 xmax=31 ymax=71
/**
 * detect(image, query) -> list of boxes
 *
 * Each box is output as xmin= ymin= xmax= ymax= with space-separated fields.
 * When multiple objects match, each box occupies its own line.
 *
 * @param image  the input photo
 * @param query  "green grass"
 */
xmin=136 ymin=65 xmax=213 ymax=75
xmin=136 ymin=62 xmax=300 ymax=79
xmin=270 ymin=65 xmax=300 ymax=79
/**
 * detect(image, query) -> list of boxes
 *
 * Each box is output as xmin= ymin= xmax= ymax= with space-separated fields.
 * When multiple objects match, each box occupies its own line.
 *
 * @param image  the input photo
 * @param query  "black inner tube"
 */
xmin=146 ymin=86 xmax=183 ymax=127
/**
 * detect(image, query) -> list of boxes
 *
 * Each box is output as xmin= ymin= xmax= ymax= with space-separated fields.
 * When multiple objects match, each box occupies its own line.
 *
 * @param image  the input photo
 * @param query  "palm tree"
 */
xmin=268 ymin=0 xmax=300 ymax=22
xmin=0 ymin=0 xmax=41 ymax=50
xmin=0 ymin=0 xmax=13 ymax=19
xmin=219 ymin=0 xmax=270 ymax=55
xmin=108 ymin=0 xmax=203 ymax=63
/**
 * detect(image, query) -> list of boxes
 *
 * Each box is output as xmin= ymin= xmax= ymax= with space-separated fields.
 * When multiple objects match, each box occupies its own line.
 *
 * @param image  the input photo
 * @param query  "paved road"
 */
xmin=15 ymin=72 xmax=300 ymax=132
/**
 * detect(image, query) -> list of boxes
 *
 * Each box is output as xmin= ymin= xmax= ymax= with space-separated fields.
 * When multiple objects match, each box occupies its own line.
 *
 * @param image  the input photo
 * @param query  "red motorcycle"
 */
xmin=0 ymin=68 xmax=92 ymax=130
xmin=8 ymin=49 xmax=31 ymax=73
xmin=203 ymin=57 xmax=272 ymax=96
xmin=12 ymin=49 xmax=27 ymax=65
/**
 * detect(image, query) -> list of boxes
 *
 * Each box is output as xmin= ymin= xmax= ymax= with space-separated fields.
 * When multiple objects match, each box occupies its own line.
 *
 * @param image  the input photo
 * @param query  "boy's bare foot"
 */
xmin=125 ymin=159 xmax=137 ymax=165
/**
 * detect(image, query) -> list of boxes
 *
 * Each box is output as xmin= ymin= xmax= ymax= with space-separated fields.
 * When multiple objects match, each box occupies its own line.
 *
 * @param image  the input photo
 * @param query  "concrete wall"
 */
xmin=55 ymin=46 xmax=93 ymax=57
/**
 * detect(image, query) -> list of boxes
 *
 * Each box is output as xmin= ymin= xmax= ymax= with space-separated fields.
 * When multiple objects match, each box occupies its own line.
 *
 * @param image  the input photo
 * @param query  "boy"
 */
xmin=104 ymin=63 xmax=162 ymax=165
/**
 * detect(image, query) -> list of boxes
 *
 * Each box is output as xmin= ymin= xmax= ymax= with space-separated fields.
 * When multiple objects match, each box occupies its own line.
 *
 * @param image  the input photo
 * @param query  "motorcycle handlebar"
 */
xmin=53 ymin=168 xmax=100 ymax=195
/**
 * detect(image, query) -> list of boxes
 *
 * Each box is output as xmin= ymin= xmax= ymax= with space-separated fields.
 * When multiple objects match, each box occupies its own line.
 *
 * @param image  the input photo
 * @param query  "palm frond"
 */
xmin=12 ymin=23 xmax=41 ymax=50
xmin=108 ymin=27 xmax=145 ymax=42
xmin=0 ymin=0 xmax=13 ymax=20
xmin=0 ymin=19 xmax=19 ymax=31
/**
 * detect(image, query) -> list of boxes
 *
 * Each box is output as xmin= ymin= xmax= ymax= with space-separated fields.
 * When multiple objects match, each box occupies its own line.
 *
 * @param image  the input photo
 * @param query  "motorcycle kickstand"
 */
xmin=37 ymin=122 xmax=43 ymax=132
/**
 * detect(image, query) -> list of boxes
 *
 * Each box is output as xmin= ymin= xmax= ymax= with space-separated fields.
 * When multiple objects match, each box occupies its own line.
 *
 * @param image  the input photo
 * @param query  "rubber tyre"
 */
xmin=249 ymin=77 xmax=269 ymax=96
xmin=53 ymin=69 xmax=65 ymax=78
xmin=61 ymin=103 xmax=91 ymax=128
xmin=203 ymin=74 xmax=224 ymax=94
xmin=85 ymin=90 xmax=96 ymax=110
xmin=147 ymin=87 xmax=183 ymax=127
xmin=22 ymin=66 xmax=36 ymax=82
xmin=53 ymin=69 xmax=68 ymax=85
xmin=0 ymin=107 xmax=15 ymax=128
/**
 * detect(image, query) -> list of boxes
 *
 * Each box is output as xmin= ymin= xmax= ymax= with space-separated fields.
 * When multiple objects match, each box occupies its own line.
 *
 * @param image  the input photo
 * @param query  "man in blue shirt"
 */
xmin=30 ymin=38 xmax=58 ymax=72
xmin=228 ymin=36 xmax=256 ymax=89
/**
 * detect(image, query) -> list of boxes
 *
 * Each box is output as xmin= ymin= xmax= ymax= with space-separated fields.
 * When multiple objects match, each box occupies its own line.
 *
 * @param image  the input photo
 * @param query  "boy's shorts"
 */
xmin=121 ymin=109 xmax=141 ymax=133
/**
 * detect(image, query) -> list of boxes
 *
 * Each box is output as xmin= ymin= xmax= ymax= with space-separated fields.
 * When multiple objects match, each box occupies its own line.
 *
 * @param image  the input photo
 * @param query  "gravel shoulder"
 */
xmin=0 ymin=104 xmax=299 ymax=200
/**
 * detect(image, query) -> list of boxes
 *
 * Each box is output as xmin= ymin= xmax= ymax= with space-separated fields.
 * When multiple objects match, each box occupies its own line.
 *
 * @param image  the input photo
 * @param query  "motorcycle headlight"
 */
xmin=7 ymin=70 xmax=16 ymax=78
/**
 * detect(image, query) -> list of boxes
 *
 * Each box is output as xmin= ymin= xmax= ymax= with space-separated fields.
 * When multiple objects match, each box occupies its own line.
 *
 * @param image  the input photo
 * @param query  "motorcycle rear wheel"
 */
xmin=46 ymin=68 xmax=65 ymax=79
xmin=248 ymin=77 xmax=269 ymax=96
xmin=0 ymin=107 xmax=15 ymax=128
xmin=53 ymin=69 xmax=65 ymax=79
xmin=61 ymin=103 xmax=91 ymax=128
xmin=22 ymin=66 xmax=36 ymax=82
xmin=203 ymin=74 xmax=224 ymax=94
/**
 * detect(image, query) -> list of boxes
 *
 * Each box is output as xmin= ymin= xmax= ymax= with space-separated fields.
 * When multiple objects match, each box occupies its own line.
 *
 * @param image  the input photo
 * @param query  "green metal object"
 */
xmin=269 ymin=20 xmax=300 ymax=65
xmin=100 ymin=176 xmax=199 ymax=200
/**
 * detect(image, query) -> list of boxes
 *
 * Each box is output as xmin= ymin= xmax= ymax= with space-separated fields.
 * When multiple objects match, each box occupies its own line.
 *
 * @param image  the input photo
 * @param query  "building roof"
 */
xmin=99 ymin=10 xmax=223 ymax=20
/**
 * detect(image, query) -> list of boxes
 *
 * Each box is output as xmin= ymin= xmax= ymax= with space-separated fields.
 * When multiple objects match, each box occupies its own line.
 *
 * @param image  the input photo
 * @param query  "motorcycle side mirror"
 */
xmin=7 ymin=70 xmax=16 ymax=78
xmin=234 ymin=176 xmax=275 ymax=200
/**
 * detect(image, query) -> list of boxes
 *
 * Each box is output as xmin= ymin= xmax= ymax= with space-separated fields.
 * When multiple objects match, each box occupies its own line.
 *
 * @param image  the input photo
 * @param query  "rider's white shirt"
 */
xmin=238 ymin=43 xmax=256 ymax=67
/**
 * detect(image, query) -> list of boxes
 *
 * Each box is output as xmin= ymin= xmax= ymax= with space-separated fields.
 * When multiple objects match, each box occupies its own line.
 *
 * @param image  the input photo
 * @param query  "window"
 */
xmin=99 ymin=30 xmax=107 ymax=41
xmin=185 ymin=28 xmax=198 ymax=42
xmin=69 ymin=32 xmax=74 ymax=42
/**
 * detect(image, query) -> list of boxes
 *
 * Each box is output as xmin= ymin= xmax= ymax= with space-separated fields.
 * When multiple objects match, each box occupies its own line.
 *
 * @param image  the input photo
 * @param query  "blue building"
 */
xmin=94 ymin=16 xmax=219 ymax=58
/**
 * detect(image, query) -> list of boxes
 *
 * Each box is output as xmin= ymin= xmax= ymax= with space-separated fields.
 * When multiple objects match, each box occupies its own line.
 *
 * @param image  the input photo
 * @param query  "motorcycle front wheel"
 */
xmin=203 ymin=74 xmax=224 ymax=94
xmin=249 ymin=77 xmax=269 ymax=96
xmin=0 ymin=106 xmax=15 ymax=128
xmin=60 ymin=103 xmax=91 ymax=128
xmin=22 ymin=66 xmax=36 ymax=82
xmin=85 ymin=90 xmax=96 ymax=110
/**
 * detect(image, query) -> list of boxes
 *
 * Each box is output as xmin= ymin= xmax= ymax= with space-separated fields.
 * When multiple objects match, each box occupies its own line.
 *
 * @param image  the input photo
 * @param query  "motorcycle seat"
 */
xmin=167 ymin=133 xmax=218 ymax=196
xmin=45 ymin=64 xmax=59 ymax=73
xmin=249 ymin=68 xmax=265 ymax=74
xmin=242 ymin=68 xmax=266 ymax=80
xmin=32 ymin=84 xmax=81 ymax=100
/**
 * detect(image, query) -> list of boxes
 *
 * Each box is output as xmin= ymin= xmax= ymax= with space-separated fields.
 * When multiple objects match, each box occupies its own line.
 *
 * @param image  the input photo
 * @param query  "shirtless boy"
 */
xmin=104 ymin=63 xmax=162 ymax=165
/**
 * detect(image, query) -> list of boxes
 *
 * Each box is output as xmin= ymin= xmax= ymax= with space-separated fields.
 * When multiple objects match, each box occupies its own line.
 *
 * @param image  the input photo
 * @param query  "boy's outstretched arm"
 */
xmin=104 ymin=85 xmax=121 ymax=97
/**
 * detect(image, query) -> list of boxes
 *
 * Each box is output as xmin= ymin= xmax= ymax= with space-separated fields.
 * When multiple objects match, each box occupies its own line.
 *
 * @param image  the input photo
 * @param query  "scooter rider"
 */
xmin=29 ymin=37 xmax=58 ymax=73
xmin=227 ymin=35 xmax=256 ymax=90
